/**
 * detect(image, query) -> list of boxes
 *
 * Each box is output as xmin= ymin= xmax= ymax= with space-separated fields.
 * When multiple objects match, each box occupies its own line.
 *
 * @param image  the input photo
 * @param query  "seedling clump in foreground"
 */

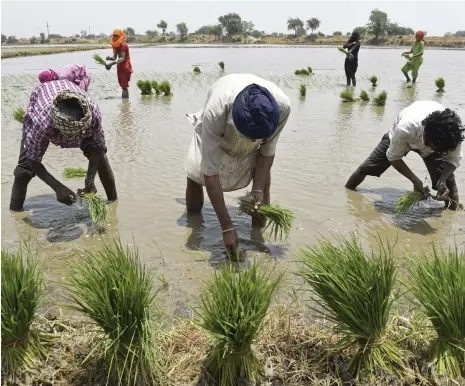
xmin=373 ymin=90 xmax=388 ymax=106
xmin=435 ymin=77 xmax=445 ymax=92
xmin=13 ymin=107 xmax=25 ymax=124
xmin=340 ymin=88 xmax=356 ymax=102
xmin=63 ymin=168 xmax=87 ymax=179
xmin=360 ymin=90 xmax=370 ymax=101
xmin=369 ymin=75 xmax=378 ymax=87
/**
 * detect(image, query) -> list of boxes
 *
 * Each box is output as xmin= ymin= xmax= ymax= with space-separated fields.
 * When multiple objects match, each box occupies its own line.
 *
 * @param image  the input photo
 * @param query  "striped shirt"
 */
xmin=23 ymin=79 xmax=105 ymax=162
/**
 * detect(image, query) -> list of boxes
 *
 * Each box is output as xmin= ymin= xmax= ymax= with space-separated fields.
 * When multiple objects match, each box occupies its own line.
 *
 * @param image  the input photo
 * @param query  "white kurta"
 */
xmin=185 ymin=74 xmax=291 ymax=192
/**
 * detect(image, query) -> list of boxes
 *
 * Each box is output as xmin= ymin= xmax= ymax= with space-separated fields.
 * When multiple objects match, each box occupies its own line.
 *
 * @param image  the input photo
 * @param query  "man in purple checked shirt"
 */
xmin=9 ymin=79 xmax=118 ymax=211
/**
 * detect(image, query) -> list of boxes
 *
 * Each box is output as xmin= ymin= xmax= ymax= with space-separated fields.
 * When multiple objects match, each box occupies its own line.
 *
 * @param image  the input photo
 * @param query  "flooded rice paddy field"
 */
xmin=1 ymin=46 xmax=464 ymax=315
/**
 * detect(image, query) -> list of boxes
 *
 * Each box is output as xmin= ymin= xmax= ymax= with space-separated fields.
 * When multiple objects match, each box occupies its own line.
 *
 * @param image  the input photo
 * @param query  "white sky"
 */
xmin=1 ymin=0 xmax=464 ymax=38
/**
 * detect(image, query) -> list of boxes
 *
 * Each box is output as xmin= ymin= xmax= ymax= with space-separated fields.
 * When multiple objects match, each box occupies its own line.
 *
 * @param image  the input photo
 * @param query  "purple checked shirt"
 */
xmin=23 ymin=79 xmax=105 ymax=162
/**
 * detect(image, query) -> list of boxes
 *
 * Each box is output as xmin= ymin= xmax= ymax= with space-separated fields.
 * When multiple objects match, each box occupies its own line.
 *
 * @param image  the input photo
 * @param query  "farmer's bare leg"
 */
xmin=345 ymin=168 xmax=367 ymax=190
xmin=351 ymin=76 xmax=357 ymax=86
xmin=98 ymin=154 xmax=118 ymax=202
xmin=252 ymin=170 xmax=270 ymax=227
xmin=10 ymin=130 xmax=34 ymax=211
xmin=186 ymin=177 xmax=204 ymax=213
xmin=122 ymin=88 xmax=129 ymax=99
xmin=445 ymin=176 xmax=459 ymax=210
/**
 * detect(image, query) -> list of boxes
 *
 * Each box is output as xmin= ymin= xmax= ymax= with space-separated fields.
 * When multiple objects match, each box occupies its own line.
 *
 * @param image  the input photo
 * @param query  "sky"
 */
xmin=1 ymin=0 xmax=464 ymax=38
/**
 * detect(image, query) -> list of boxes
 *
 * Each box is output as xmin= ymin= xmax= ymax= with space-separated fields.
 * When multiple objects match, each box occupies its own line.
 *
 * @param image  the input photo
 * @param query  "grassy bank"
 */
xmin=1 ymin=45 xmax=107 ymax=59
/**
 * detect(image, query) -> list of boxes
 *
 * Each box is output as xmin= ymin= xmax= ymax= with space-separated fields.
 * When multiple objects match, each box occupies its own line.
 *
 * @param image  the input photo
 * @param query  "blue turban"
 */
xmin=232 ymin=84 xmax=280 ymax=140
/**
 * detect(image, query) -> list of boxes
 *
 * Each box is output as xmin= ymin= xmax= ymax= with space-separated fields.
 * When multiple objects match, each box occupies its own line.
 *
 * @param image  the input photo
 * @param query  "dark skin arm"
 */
xmin=251 ymin=153 xmax=275 ymax=226
xmin=436 ymin=162 xmax=456 ymax=200
xmin=390 ymin=159 xmax=424 ymax=192
xmin=77 ymin=148 xmax=105 ymax=195
xmin=26 ymin=159 xmax=76 ymax=205
xmin=204 ymin=174 xmax=238 ymax=257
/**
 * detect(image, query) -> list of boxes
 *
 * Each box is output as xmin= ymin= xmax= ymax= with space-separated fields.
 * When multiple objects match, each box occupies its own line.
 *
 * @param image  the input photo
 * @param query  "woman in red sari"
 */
xmin=106 ymin=29 xmax=133 ymax=98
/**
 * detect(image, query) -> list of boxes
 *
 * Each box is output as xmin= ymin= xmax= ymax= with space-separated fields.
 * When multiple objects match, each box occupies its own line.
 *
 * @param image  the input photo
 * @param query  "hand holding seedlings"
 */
xmin=77 ymin=181 xmax=97 ymax=196
xmin=222 ymin=228 xmax=238 ymax=258
xmin=436 ymin=182 xmax=450 ymax=201
xmin=55 ymin=185 xmax=77 ymax=206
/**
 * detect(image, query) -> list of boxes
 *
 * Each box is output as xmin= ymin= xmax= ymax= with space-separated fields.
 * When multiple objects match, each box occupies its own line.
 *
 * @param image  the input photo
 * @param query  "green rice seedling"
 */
xmin=340 ymin=88 xmax=356 ymax=102
xmin=81 ymin=193 xmax=108 ymax=228
xmin=63 ymin=167 xmax=87 ymax=179
xmin=360 ymin=90 xmax=370 ymax=102
xmin=1 ymin=245 xmax=51 ymax=377
xmin=369 ymin=75 xmax=378 ymax=87
xmin=297 ymin=235 xmax=405 ymax=380
xmin=13 ymin=107 xmax=25 ymax=124
xmin=300 ymin=84 xmax=306 ymax=97
xmin=394 ymin=191 xmax=425 ymax=214
xmin=373 ymin=90 xmax=387 ymax=106
xmin=93 ymin=53 xmax=107 ymax=66
xmin=195 ymin=261 xmax=283 ymax=386
xmin=158 ymin=80 xmax=172 ymax=96
xmin=218 ymin=61 xmax=225 ymax=71
xmin=136 ymin=80 xmax=153 ymax=95
xmin=435 ymin=77 xmax=445 ymax=92
xmin=65 ymin=239 xmax=160 ymax=386
xmin=295 ymin=69 xmax=310 ymax=76
xmin=237 ymin=193 xmax=295 ymax=240
xmin=307 ymin=66 xmax=312 ymax=74
xmin=151 ymin=81 xmax=161 ymax=95
xmin=193 ymin=66 xmax=201 ymax=73
xmin=338 ymin=47 xmax=353 ymax=59
xmin=409 ymin=245 xmax=465 ymax=378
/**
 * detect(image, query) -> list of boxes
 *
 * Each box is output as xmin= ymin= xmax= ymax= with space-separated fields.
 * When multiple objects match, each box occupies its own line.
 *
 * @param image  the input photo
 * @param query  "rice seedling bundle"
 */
xmin=158 ymin=80 xmax=172 ymax=96
xmin=151 ymin=81 xmax=161 ymax=95
xmin=307 ymin=66 xmax=312 ymax=74
xmin=136 ymin=80 xmax=153 ymax=95
xmin=1 ymin=246 xmax=50 ymax=376
xmin=65 ymin=239 xmax=160 ymax=385
xmin=92 ymin=53 xmax=107 ymax=66
xmin=295 ymin=69 xmax=310 ymax=76
xmin=193 ymin=66 xmax=201 ymax=73
xmin=299 ymin=84 xmax=306 ymax=97
xmin=13 ymin=107 xmax=25 ymax=124
xmin=394 ymin=191 xmax=425 ymax=214
xmin=369 ymin=75 xmax=378 ymax=87
xmin=63 ymin=167 xmax=87 ymax=179
xmin=298 ymin=235 xmax=404 ymax=379
xmin=218 ymin=61 xmax=225 ymax=71
xmin=195 ymin=261 xmax=283 ymax=386
xmin=359 ymin=90 xmax=370 ymax=102
xmin=409 ymin=245 xmax=465 ymax=378
xmin=338 ymin=47 xmax=353 ymax=58
xmin=373 ymin=90 xmax=387 ymax=106
xmin=340 ymin=88 xmax=356 ymax=102
xmin=237 ymin=193 xmax=295 ymax=240
xmin=435 ymin=77 xmax=445 ymax=92
xmin=81 ymin=193 xmax=108 ymax=228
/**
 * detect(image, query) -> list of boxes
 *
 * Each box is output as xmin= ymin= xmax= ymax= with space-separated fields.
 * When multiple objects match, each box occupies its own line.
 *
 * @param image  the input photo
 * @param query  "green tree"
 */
xmin=218 ymin=13 xmax=242 ymax=37
xmin=7 ymin=35 xmax=17 ymax=44
xmin=333 ymin=31 xmax=342 ymax=36
xmin=1 ymin=34 xmax=6 ymax=43
xmin=354 ymin=26 xmax=367 ymax=35
xmin=208 ymin=25 xmax=223 ymax=40
xmin=145 ymin=30 xmax=158 ymax=37
xmin=124 ymin=27 xmax=135 ymax=36
xmin=30 ymin=36 xmax=38 ymax=44
xmin=176 ymin=22 xmax=188 ymax=40
xmin=251 ymin=30 xmax=262 ymax=38
xmin=456 ymin=30 xmax=465 ymax=37
xmin=366 ymin=9 xmax=388 ymax=43
xmin=40 ymin=32 xmax=46 ymax=44
xmin=241 ymin=20 xmax=254 ymax=43
xmin=195 ymin=25 xmax=211 ymax=35
xmin=157 ymin=20 xmax=168 ymax=35
xmin=306 ymin=18 xmax=321 ymax=34
xmin=287 ymin=18 xmax=304 ymax=36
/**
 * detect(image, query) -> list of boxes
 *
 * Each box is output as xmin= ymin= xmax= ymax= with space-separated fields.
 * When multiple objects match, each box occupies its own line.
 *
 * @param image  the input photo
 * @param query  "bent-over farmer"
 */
xmin=345 ymin=101 xmax=464 ymax=210
xmin=9 ymin=78 xmax=118 ymax=211
xmin=184 ymin=74 xmax=291 ymax=255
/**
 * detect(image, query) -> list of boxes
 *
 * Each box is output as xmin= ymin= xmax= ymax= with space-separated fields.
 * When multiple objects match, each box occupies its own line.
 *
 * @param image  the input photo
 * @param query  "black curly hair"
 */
xmin=422 ymin=108 xmax=464 ymax=152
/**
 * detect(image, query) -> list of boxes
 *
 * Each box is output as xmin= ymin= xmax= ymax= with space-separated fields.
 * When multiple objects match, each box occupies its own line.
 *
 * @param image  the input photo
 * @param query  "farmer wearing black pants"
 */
xmin=343 ymin=30 xmax=361 ymax=87
xmin=345 ymin=101 xmax=464 ymax=210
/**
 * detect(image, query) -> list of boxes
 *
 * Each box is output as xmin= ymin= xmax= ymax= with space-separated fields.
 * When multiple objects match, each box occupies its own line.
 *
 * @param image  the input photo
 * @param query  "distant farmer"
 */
xmin=9 ymin=79 xmax=118 ymax=211
xmin=401 ymin=31 xmax=425 ymax=83
xmin=345 ymin=101 xmax=464 ymax=210
xmin=343 ymin=30 xmax=361 ymax=86
xmin=38 ymin=64 xmax=91 ymax=91
xmin=106 ymin=29 xmax=133 ymax=98
xmin=185 ymin=74 xmax=291 ymax=254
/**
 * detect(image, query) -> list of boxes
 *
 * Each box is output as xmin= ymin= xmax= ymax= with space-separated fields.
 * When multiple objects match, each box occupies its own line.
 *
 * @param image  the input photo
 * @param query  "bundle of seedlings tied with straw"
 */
xmin=81 ymin=193 xmax=108 ymax=229
xmin=369 ymin=75 xmax=378 ymax=87
xmin=136 ymin=80 xmax=153 ymax=95
xmin=92 ymin=53 xmax=107 ymax=66
xmin=298 ymin=234 xmax=405 ymax=380
xmin=409 ymin=245 xmax=465 ymax=379
xmin=63 ymin=167 xmax=87 ymax=179
xmin=151 ymin=81 xmax=161 ymax=95
xmin=295 ymin=68 xmax=310 ymax=76
xmin=158 ymin=80 xmax=172 ymax=96
xmin=218 ymin=61 xmax=225 ymax=71
xmin=13 ymin=106 xmax=25 ymax=124
xmin=65 ymin=239 xmax=161 ymax=386
xmin=373 ymin=90 xmax=388 ymax=107
xmin=1 ymin=243 xmax=52 ymax=378
xmin=360 ymin=89 xmax=370 ymax=102
xmin=195 ymin=261 xmax=283 ymax=386
xmin=340 ymin=88 xmax=356 ymax=102
xmin=237 ymin=192 xmax=295 ymax=240
xmin=193 ymin=66 xmax=201 ymax=73
xmin=394 ymin=188 xmax=429 ymax=214
xmin=300 ymin=84 xmax=307 ymax=97
xmin=338 ymin=46 xmax=353 ymax=59
xmin=435 ymin=77 xmax=445 ymax=92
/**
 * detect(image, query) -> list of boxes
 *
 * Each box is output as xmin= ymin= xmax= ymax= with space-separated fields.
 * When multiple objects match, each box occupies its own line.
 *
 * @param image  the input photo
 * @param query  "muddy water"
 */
xmin=1 ymin=47 xmax=464 ymax=315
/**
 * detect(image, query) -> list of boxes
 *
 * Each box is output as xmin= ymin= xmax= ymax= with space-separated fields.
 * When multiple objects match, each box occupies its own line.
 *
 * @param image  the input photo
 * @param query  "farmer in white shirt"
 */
xmin=346 ymin=101 xmax=464 ymax=210
xmin=184 ymin=74 xmax=291 ymax=254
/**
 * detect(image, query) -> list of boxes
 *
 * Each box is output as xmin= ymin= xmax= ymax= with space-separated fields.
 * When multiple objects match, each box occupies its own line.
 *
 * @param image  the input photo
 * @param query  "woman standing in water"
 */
xmin=401 ymin=31 xmax=425 ymax=83
xmin=106 ymin=29 xmax=133 ymax=98
xmin=342 ymin=30 xmax=361 ymax=86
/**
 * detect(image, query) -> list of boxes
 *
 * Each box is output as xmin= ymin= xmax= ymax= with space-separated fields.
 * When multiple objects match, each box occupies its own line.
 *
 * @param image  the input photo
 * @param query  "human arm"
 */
xmin=436 ymin=144 xmax=462 ymax=199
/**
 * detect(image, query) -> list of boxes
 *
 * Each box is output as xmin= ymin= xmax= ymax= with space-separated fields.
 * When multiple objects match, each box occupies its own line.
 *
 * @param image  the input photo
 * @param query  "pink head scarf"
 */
xmin=38 ymin=65 xmax=91 ymax=92
xmin=38 ymin=69 xmax=59 ymax=83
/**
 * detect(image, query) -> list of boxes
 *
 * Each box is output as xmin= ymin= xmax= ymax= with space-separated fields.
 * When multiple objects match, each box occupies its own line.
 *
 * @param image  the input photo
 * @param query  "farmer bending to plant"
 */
xmin=184 ymin=74 xmax=291 ymax=255
xmin=105 ymin=29 xmax=133 ymax=98
xmin=401 ymin=31 xmax=425 ymax=83
xmin=9 ymin=78 xmax=118 ymax=211
xmin=343 ymin=30 xmax=361 ymax=86
xmin=38 ymin=64 xmax=91 ymax=91
xmin=345 ymin=101 xmax=464 ymax=210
